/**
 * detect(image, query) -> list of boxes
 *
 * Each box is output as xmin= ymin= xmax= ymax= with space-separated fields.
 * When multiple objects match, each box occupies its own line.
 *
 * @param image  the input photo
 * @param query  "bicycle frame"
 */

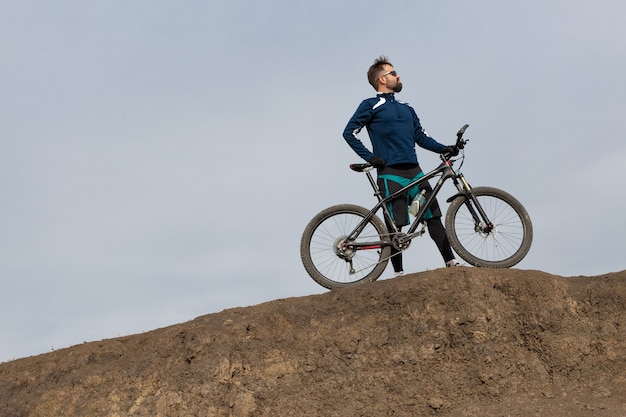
xmin=346 ymin=155 xmax=493 ymax=251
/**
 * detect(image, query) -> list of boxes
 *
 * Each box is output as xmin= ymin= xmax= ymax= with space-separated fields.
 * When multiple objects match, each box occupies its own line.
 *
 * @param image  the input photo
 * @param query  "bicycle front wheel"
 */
xmin=300 ymin=204 xmax=391 ymax=290
xmin=445 ymin=187 xmax=533 ymax=268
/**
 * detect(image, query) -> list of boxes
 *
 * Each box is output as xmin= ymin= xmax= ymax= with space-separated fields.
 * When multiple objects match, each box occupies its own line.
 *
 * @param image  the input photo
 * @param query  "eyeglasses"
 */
xmin=380 ymin=70 xmax=398 ymax=77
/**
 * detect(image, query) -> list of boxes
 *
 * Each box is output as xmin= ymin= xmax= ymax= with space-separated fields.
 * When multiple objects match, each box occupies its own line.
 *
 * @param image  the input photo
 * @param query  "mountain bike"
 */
xmin=300 ymin=124 xmax=533 ymax=290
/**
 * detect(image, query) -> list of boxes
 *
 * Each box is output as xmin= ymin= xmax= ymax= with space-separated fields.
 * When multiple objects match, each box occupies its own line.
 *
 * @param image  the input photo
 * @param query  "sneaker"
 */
xmin=394 ymin=271 xmax=405 ymax=277
xmin=445 ymin=259 xmax=460 ymax=267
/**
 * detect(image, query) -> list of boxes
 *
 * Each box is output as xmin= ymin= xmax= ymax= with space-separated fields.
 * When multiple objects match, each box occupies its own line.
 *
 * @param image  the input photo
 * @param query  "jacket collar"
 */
xmin=377 ymin=92 xmax=396 ymax=101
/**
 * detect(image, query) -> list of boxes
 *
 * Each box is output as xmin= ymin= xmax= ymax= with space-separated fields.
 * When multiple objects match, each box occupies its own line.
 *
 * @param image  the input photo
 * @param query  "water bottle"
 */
xmin=409 ymin=189 xmax=427 ymax=217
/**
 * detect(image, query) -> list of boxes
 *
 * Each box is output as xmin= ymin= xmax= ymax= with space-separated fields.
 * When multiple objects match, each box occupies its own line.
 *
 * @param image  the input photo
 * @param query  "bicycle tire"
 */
xmin=300 ymin=204 xmax=391 ymax=290
xmin=445 ymin=186 xmax=533 ymax=268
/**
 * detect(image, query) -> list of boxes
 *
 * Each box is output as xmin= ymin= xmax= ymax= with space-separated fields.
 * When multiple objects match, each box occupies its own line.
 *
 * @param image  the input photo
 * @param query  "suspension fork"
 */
xmin=450 ymin=173 xmax=494 ymax=233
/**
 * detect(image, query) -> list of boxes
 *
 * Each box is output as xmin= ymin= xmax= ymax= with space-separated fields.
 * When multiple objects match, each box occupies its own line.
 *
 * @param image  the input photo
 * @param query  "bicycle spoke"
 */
xmin=446 ymin=187 xmax=532 ymax=268
xmin=301 ymin=205 xmax=391 ymax=289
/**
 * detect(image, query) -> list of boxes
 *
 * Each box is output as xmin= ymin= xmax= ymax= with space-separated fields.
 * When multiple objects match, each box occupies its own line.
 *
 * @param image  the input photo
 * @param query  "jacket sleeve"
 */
xmin=411 ymin=107 xmax=445 ymax=153
xmin=343 ymin=101 xmax=375 ymax=161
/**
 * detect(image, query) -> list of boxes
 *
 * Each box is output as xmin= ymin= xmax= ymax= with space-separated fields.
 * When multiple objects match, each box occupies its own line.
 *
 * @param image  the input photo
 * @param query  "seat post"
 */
xmin=365 ymin=169 xmax=384 ymax=202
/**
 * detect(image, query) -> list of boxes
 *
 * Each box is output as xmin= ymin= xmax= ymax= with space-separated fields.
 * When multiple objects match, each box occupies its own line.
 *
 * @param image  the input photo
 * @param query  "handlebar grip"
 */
xmin=456 ymin=124 xmax=469 ymax=139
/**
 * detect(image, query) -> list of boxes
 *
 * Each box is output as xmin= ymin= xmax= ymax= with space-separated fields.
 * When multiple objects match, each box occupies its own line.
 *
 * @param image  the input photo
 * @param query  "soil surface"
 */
xmin=1 ymin=268 xmax=625 ymax=417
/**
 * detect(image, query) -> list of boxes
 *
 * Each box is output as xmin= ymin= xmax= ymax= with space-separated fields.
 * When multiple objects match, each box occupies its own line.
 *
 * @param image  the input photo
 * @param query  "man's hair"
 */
xmin=367 ymin=55 xmax=393 ymax=90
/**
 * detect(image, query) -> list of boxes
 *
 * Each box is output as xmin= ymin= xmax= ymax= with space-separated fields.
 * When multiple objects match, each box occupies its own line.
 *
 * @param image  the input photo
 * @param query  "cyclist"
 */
xmin=342 ymin=55 xmax=459 ymax=275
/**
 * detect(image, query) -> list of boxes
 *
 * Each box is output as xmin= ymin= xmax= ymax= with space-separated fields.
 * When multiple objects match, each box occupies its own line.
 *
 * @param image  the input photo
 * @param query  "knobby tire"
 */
xmin=300 ymin=204 xmax=390 ymax=290
xmin=445 ymin=186 xmax=533 ymax=268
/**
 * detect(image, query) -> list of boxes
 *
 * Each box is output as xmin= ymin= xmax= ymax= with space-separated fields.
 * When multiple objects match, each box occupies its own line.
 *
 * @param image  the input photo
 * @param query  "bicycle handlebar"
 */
xmin=352 ymin=124 xmax=470 ymax=170
xmin=457 ymin=124 xmax=469 ymax=140
xmin=456 ymin=124 xmax=469 ymax=149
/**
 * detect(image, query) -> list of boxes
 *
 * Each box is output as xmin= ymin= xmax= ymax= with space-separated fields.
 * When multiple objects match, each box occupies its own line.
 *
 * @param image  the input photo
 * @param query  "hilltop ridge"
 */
xmin=1 ymin=267 xmax=625 ymax=416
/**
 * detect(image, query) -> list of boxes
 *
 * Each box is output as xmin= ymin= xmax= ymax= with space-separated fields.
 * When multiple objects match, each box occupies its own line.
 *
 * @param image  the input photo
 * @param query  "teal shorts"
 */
xmin=377 ymin=164 xmax=442 ymax=227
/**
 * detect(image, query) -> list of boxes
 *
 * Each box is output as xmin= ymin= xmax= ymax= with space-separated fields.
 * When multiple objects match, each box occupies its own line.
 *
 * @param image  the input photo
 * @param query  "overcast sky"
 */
xmin=1 ymin=0 xmax=625 ymax=362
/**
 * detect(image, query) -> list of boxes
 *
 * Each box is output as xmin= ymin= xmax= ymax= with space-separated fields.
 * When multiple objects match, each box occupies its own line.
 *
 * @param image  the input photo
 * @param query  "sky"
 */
xmin=1 ymin=0 xmax=625 ymax=362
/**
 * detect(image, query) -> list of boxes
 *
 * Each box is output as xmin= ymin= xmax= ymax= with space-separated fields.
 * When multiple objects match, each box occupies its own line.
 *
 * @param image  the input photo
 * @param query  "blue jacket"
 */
xmin=343 ymin=93 xmax=445 ymax=166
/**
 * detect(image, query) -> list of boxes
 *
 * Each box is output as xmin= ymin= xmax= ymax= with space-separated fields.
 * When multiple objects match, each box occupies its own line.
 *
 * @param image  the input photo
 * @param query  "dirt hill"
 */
xmin=1 ymin=268 xmax=625 ymax=417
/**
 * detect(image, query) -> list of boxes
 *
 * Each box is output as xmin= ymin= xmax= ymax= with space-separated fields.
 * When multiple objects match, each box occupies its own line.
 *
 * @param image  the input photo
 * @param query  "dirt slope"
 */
xmin=1 ymin=268 xmax=625 ymax=417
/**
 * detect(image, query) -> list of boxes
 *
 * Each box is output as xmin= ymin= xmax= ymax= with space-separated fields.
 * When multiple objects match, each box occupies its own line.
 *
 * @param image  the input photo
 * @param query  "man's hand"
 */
xmin=441 ymin=146 xmax=459 ymax=157
xmin=368 ymin=155 xmax=386 ymax=168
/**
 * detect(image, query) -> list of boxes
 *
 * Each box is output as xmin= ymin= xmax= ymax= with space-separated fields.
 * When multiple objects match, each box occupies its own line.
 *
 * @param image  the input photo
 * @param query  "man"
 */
xmin=342 ymin=55 xmax=459 ymax=275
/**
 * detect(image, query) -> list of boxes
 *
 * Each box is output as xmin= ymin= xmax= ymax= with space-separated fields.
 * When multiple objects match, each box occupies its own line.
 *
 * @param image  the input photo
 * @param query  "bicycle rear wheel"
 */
xmin=445 ymin=187 xmax=533 ymax=268
xmin=300 ymin=204 xmax=391 ymax=290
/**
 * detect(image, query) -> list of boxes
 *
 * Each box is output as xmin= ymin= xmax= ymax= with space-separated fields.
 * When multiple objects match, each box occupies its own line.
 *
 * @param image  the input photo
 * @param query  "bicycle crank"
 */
xmin=391 ymin=232 xmax=412 ymax=251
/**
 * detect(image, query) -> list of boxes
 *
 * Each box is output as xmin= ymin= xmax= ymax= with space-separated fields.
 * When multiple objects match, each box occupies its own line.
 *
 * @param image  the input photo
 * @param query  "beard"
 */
xmin=392 ymin=81 xmax=403 ymax=93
